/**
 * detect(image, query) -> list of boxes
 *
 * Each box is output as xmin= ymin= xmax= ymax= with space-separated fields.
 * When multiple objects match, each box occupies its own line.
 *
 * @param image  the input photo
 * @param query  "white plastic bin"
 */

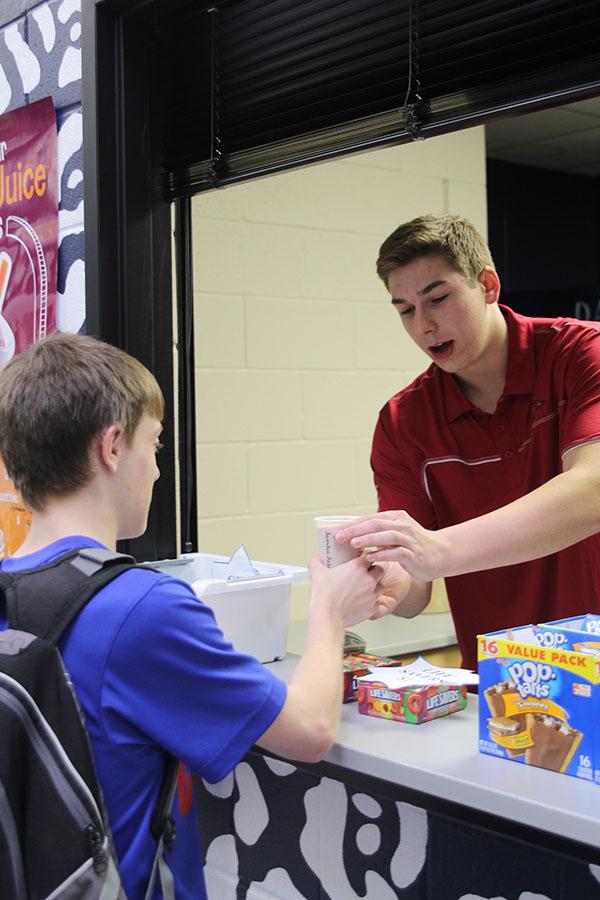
xmin=144 ymin=552 xmax=308 ymax=663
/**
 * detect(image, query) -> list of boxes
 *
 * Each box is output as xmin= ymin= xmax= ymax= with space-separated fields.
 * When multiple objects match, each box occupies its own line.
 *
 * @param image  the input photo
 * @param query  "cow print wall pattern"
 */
xmin=195 ymin=752 xmax=600 ymax=899
xmin=0 ymin=0 xmax=84 ymax=335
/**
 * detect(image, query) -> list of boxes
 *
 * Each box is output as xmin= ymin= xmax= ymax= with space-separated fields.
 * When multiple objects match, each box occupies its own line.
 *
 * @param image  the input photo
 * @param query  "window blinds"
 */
xmin=158 ymin=0 xmax=600 ymax=198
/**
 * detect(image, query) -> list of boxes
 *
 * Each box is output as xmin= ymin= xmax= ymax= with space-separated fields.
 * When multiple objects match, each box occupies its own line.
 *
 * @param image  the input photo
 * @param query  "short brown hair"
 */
xmin=0 ymin=332 xmax=164 ymax=510
xmin=376 ymin=214 xmax=495 ymax=287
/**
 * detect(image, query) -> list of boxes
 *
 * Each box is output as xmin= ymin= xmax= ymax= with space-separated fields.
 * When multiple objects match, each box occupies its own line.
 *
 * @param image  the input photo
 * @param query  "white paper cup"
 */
xmin=314 ymin=515 xmax=360 ymax=568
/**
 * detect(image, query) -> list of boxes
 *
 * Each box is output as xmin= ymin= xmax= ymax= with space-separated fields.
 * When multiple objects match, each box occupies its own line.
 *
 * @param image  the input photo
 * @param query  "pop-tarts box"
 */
xmin=533 ymin=614 xmax=600 ymax=655
xmin=478 ymin=625 xmax=600 ymax=782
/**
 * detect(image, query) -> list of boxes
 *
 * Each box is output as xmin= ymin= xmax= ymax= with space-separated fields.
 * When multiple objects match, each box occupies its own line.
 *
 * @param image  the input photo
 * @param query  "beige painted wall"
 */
xmin=191 ymin=126 xmax=488 ymax=621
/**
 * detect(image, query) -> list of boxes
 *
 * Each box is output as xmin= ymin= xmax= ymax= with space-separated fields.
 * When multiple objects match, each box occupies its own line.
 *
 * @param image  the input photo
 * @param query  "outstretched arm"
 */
xmin=256 ymin=555 xmax=384 ymax=762
xmin=335 ymin=440 xmax=600 ymax=581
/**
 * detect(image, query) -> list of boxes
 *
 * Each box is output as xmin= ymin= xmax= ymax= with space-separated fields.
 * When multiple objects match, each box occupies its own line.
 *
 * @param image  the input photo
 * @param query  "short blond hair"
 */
xmin=0 ymin=332 xmax=164 ymax=510
xmin=377 ymin=214 xmax=495 ymax=286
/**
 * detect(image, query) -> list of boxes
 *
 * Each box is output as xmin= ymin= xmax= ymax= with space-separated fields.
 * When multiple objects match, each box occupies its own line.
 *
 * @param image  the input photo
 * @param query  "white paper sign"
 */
xmin=359 ymin=655 xmax=479 ymax=689
xmin=212 ymin=544 xmax=258 ymax=580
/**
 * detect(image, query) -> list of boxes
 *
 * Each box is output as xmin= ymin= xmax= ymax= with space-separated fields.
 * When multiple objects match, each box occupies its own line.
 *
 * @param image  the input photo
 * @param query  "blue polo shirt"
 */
xmin=1 ymin=536 xmax=287 ymax=898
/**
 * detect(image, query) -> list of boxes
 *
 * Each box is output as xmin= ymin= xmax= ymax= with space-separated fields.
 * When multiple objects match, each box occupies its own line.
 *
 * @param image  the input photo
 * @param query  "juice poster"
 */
xmin=0 ymin=98 xmax=58 ymax=557
xmin=0 ymin=462 xmax=31 ymax=557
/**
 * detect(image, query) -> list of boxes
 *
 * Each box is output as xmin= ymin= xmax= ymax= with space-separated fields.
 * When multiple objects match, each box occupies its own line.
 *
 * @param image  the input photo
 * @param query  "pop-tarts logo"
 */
xmin=534 ymin=630 xmax=568 ymax=649
xmin=506 ymin=660 xmax=555 ymax=699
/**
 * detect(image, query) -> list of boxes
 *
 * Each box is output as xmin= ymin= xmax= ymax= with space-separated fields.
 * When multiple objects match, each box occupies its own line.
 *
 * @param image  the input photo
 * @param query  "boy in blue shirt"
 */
xmin=0 ymin=333 xmax=384 ymax=899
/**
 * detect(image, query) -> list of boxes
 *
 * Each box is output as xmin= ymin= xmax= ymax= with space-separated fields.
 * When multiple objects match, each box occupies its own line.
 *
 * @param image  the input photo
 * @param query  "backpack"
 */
xmin=0 ymin=547 xmax=179 ymax=900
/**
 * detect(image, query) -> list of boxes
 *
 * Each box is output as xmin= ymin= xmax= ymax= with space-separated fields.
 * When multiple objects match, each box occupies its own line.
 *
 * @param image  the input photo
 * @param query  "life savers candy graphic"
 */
xmin=406 ymin=691 xmax=424 ymax=716
xmin=357 ymin=681 xmax=369 ymax=705
xmin=343 ymin=653 xmax=404 ymax=702
xmin=358 ymin=679 xmax=467 ymax=723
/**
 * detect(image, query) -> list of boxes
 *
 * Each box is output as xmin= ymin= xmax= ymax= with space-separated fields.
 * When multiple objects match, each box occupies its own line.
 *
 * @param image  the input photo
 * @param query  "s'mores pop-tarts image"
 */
xmin=484 ymin=681 xmax=530 ymax=757
xmin=484 ymin=680 xmax=516 ymax=715
xmin=478 ymin=626 xmax=600 ymax=782
xmin=525 ymin=714 xmax=583 ymax=774
xmin=487 ymin=716 xmax=520 ymax=737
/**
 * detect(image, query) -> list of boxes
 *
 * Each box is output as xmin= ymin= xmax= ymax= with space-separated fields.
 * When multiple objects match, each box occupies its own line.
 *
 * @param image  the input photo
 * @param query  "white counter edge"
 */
xmin=265 ymin=655 xmax=600 ymax=851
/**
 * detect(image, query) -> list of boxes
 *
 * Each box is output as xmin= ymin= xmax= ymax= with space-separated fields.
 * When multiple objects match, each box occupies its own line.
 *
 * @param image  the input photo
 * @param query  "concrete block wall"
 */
xmin=191 ymin=126 xmax=488 ymax=621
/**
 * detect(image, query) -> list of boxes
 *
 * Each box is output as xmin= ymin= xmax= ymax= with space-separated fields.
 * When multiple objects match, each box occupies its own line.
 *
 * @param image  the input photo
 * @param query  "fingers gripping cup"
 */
xmin=314 ymin=516 xmax=360 ymax=568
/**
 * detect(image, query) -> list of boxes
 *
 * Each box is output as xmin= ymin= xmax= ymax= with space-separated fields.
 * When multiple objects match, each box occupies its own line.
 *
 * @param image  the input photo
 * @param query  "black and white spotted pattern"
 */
xmin=195 ymin=752 xmax=600 ymax=899
xmin=0 ymin=0 xmax=84 ymax=334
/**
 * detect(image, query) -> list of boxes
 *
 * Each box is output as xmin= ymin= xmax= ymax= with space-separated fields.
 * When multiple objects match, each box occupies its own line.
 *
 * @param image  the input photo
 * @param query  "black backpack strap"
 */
xmin=0 ymin=544 xmax=181 ymax=878
xmin=150 ymin=755 xmax=179 ymax=849
xmin=0 ymin=547 xmax=136 ymax=645
xmin=145 ymin=755 xmax=179 ymax=900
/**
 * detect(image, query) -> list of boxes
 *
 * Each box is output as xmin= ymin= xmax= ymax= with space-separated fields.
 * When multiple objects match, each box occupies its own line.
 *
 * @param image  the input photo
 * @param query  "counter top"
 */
xmin=286 ymin=611 xmax=456 ymax=657
xmin=267 ymin=656 xmax=600 ymax=852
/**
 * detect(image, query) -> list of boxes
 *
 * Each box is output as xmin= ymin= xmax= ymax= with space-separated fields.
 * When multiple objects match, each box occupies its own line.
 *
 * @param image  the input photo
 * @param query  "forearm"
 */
xmin=346 ymin=445 xmax=600 ymax=583
xmin=392 ymin=572 xmax=432 ymax=617
xmin=442 ymin=466 xmax=600 ymax=577
xmin=257 ymin=555 xmax=385 ymax=762
xmin=257 ymin=605 xmax=344 ymax=762
xmin=287 ymin=604 xmax=345 ymax=740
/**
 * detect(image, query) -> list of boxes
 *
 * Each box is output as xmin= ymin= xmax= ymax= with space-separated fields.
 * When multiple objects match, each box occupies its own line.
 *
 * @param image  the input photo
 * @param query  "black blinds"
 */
xmin=419 ymin=0 xmax=600 ymax=124
xmin=159 ymin=0 xmax=600 ymax=199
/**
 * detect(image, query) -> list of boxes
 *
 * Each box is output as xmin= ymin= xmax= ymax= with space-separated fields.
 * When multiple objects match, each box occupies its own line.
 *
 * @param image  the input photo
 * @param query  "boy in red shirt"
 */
xmin=337 ymin=214 xmax=600 ymax=670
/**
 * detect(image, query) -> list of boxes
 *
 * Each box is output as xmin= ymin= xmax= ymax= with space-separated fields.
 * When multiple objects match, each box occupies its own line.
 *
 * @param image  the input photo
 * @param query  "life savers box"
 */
xmin=533 ymin=614 xmax=600 ymax=655
xmin=343 ymin=654 xmax=403 ymax=703
xmin=478 ymin=626 xmax=600 ymax=782
xmin=357 ymin=680 xmax=468 ymax=724
xmin=145 ymin=552 xmax=308 ymax=663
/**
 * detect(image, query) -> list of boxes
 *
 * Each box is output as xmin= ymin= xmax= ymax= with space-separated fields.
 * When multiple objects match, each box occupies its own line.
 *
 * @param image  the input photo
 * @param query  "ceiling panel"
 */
xmin=486 ymin=96 xmax=600 ymax=176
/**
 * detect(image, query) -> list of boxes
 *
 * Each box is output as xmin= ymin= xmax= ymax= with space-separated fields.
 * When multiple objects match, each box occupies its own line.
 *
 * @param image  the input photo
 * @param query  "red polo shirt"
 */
xmin=372 ymin=305 xmax=600 ymax=670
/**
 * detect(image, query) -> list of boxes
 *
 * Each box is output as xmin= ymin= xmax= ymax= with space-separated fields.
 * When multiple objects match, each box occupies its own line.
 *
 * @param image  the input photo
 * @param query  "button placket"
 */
xmin=489 ymin=415 xmax=515 ymax=456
